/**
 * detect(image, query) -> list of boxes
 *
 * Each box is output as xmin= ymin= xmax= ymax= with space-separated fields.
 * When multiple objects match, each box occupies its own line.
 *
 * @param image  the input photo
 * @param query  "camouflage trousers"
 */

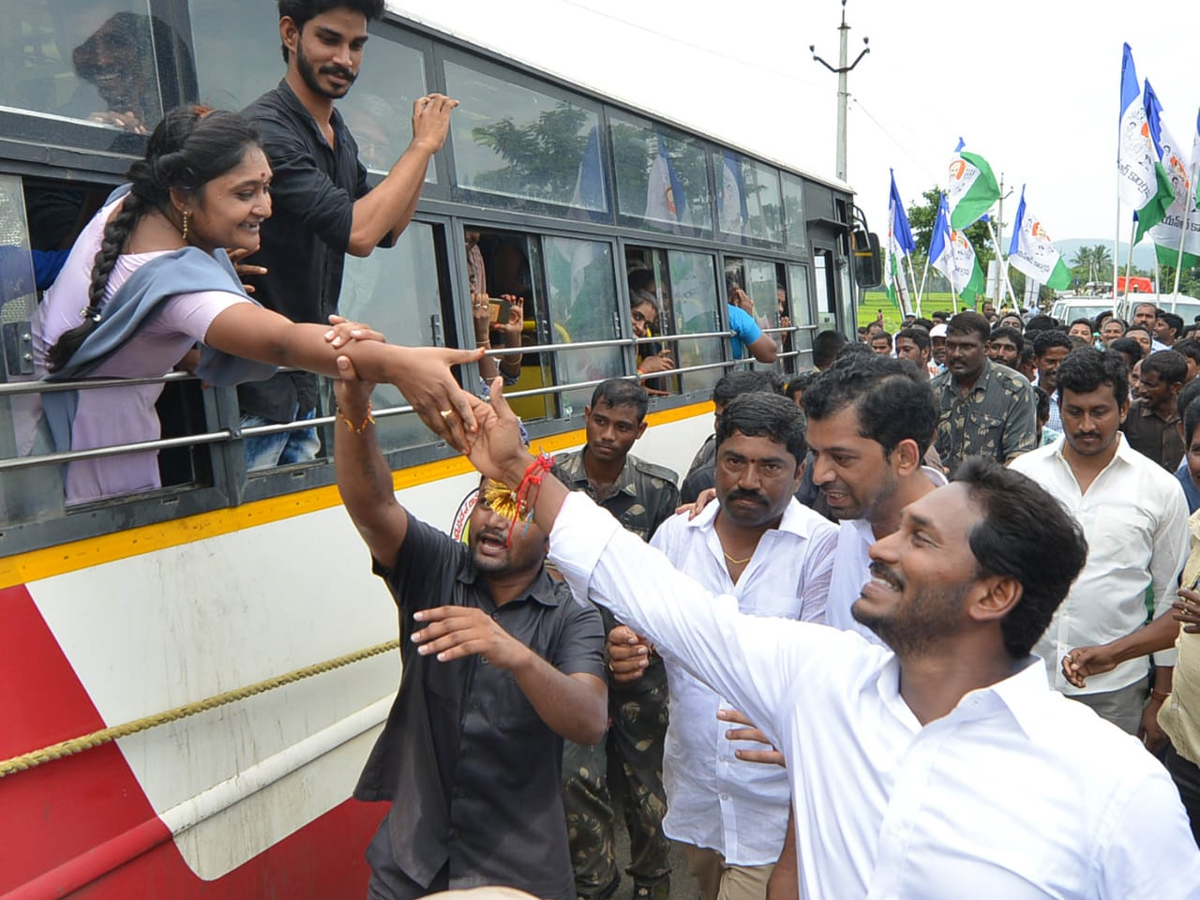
xmin=563 ymin=676 xmax=670 ymax=899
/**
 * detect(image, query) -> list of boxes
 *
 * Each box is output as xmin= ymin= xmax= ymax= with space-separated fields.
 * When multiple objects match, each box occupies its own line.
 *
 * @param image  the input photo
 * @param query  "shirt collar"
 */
xmin=560 ymin=446 xmax=639 ymax=498
xmin=455 ymin=560 xmax=562 ymax=608
xmin=685 ymin=496 xmax=816 ymax=539
xmin=274 ymin=78 xmax=349 ymax=147
xmin=1050 ymin=432 xmax=1137 ymax=472
xmin=967 ymin=656 xmax=1054 ymax=740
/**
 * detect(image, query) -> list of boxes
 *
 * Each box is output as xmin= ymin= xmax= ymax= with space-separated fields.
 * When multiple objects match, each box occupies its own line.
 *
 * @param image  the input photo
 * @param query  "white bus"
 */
xmin=0 ymin=3 xmax=868 ymax=897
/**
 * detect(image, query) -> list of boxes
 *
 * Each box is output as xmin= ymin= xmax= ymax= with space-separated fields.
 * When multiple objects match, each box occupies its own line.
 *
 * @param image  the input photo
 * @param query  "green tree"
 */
xmin=471 ymin=104 xmax=593 ymax=203
xmin=907 ymin=187 xmax=994 ymax=264
xmin=1070 ymin=245 xmax=1094 ymax=284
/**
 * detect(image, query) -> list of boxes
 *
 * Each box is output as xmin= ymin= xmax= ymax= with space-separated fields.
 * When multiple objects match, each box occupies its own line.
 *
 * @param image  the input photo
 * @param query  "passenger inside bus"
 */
xmin=29 ymin=106 xmax=479 ymax=506
xmin=466 ymin=228 xmax=524 ymax=387
xmin=723 ymin=262 xmax=778 ymax=364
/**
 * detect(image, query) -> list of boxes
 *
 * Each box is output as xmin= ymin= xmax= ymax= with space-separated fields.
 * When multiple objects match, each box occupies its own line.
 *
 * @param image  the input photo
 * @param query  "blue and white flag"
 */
xmin=888 ymin=170 xmax=916 ymax=257
xmin=644 ymin=133 xmax=690 ymax=227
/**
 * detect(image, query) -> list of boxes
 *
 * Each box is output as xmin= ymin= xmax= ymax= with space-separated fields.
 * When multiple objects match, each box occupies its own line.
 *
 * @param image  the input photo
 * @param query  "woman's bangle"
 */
xmin=1151 ymin=689 xmax=1170 ymax=703
xmin=336 ymin=402 xmax=375 ymax=434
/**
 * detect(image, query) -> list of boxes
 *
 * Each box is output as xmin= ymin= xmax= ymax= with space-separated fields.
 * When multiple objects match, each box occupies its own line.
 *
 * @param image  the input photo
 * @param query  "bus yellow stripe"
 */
xmin=2 ymin=401 xmax=711 ymax=588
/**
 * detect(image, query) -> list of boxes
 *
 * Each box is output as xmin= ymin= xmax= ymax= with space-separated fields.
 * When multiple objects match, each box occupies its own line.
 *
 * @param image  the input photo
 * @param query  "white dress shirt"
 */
xmin=650 ymin=499 xmax=836 ymax=866
xmin=1010 ymin=435 xmax=1189 ymax=693
xmin=549 ymin=491 xmax=1200 ymax=900
xmin=824 ymin=468 xmax=948 ymax=647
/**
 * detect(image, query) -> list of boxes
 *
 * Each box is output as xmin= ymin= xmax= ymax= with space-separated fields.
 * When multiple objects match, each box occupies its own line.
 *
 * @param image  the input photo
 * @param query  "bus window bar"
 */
xmin=0 ymin=357 xmax=738 ymax=473
xmin=0 ymin=369 xmax=195 ymax=397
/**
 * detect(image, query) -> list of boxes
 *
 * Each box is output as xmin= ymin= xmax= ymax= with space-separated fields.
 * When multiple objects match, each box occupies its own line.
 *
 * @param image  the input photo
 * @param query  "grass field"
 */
xmin=858 ymin=292 xmax=983 ymax=332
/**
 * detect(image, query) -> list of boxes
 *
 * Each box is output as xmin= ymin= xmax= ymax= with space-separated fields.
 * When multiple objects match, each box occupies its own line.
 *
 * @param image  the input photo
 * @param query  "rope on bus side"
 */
xmin=0 ymin=638 xmax=401 ymax=778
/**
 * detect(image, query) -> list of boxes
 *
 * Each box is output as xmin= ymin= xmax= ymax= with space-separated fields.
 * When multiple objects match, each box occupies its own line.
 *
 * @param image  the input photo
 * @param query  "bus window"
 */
xmin=725 ymin=256 xmax=783 ymax=371
xmin=625 ymin=246 xmax=724 ymax=397
xmin=787 ymin=263 xmax=816 ymax=370
xmin=1 ymin=175 xmax=63 ymax=525
xmin=188 ymin=0 xmax=280 ymax=111
xmin=338 ymin=220 xmax=456 ymax=455
xmin=542 ymin=236 xmax=620 ymax=415
xmin=443 ymin=58 xmax=608 ymax=216
xmin=0 ymin=1 xmax=194 ymax=138
xmin=715 ymin=152 xmax=782 ymax=245
xmin=609 ymin=115 xmax=712 ymax=236
xmin=781 ymin=172 xmax=808 ymax=252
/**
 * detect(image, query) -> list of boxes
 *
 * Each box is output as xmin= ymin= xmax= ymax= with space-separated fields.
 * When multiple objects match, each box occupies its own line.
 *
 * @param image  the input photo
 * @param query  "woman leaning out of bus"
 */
xmin=32 ymin=105 xmax=480 ymax=505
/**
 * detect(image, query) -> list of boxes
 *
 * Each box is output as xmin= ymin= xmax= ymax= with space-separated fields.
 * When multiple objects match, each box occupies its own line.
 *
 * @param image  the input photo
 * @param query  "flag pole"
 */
xmin=916 ymin=253 xmax=931 ymax=317
xmin=984 ymin=218 xmax=1021 ymax=310
xmin=1171 ymin=160 xmax=1199 ymax=300
xmin=1112 ymin=194 xmax=1122 ymax=313
xmin=902 ymin=254 xmax=921 ymax=317
xmin=1123 ymin=219 xmax=1137 ymax=307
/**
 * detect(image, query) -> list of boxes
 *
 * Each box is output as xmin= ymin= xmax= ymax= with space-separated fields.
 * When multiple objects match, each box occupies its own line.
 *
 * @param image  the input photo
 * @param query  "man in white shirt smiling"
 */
xmin=444 ymin=379 xmax=1200 ymax=900
xmin=608 ymin=393 xmax=835 ymax=900
xmin=1010 ymin=347 xmax=1189 ymax=743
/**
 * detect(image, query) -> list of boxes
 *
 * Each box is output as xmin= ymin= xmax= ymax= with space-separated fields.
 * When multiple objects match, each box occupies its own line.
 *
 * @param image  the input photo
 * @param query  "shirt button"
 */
xmin=469 ymin=700 xmax=481 ymax=712
xmin=492 ymin=611 xmax=500 ymax=620
xmin=448 ymin=827 xmax=459 ymax=840
xmin=720 ymin=793 xmax=730 ymax=801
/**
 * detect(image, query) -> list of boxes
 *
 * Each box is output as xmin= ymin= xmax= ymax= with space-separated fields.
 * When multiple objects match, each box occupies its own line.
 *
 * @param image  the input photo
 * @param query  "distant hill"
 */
xmin=1056 ymin=238 xmax=1156 ymax=274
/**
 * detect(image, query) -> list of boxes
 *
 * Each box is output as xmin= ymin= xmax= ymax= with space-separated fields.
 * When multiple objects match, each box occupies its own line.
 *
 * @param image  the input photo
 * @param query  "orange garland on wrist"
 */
xmin=336 ymin=402 xmax=375 ymax=434
xmin=506 ymin=451 xmax=553 ymax=545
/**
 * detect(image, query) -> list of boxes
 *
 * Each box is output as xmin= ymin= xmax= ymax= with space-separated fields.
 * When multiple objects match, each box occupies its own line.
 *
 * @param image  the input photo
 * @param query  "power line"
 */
xmin=850 ymin=96 xmax=942 ymax=186
xmin=547 ymin=0 xmax=825 ymax=90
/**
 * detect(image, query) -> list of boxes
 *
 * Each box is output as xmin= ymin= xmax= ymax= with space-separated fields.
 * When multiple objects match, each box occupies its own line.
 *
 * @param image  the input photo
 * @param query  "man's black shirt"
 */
xmin=239 ymin=80 xmax=376 ymax=422
xmin=355 ymin=516 xmax=605 ymax=899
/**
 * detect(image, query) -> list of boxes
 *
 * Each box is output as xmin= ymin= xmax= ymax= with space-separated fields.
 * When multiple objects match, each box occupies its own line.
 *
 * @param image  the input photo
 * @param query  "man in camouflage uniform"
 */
xmin=553 ymin=379 xmax=680 ymax=900
xmin=930 ymin=311 xmax=1036 ymax=477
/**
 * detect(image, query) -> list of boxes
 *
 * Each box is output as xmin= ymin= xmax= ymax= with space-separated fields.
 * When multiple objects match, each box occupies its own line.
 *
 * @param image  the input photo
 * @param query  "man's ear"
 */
xmin=280 ymin=16 xmax=300 ymax=59
xmin=969 ymin=574 xmax=1021 ymax=624
xmin=635 ymin=420 xmax=648 ymax=440
xmin=892 ymin=438 xmax=922 ymax=476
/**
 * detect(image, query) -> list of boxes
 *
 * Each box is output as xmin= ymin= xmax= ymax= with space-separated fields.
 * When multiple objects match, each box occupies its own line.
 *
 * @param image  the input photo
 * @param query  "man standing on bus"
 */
xmin=239 ymin=0 xmax=458 ymax=468
xmin=333 ymin=366 xmax=607 ymax=900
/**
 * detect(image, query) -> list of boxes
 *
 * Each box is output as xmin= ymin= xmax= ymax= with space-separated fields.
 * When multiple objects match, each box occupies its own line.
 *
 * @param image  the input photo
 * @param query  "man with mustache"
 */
xmin=332 ymin=370 xmax=606 ymax=900
xmin=239 ymin=0 xmax=458 ymax=468
xmin=930 ymin=311 xmax=1036 ymax=477
xmin=552 ymin=379 xmax=680 ymax=900
xmin=455 ymin=381 xmax=1200 ymax=899
xmin=608 ymin=393 xmax=835 ymax=900
xmin=1011 ymin=347 xmax=1189 ymax=743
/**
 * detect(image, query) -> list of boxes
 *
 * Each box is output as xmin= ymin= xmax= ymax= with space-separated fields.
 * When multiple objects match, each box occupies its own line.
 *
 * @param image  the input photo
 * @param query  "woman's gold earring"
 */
xmin=181 ymin=210 xmax=190 ymax=242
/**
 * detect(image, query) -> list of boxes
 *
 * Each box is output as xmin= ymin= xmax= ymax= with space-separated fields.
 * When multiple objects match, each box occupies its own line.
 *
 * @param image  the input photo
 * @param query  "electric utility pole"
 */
xmin=811 ymin=0 xmax=869 ymax=182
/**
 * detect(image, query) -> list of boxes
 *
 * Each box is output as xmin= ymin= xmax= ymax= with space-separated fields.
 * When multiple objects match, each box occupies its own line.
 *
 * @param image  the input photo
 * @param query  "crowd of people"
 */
xmin=18 ymin=0 xmax=1200 ymax=896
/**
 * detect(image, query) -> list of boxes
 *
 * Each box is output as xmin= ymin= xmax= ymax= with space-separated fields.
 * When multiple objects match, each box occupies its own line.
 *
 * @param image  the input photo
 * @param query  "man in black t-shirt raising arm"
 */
xmin=333 ymin=367 xmax=606 ymax=900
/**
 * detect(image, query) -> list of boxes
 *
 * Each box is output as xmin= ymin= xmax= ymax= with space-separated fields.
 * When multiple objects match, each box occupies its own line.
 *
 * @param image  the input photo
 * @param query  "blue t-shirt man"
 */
xmin=728 ymin=304 xmax=763 ymax=360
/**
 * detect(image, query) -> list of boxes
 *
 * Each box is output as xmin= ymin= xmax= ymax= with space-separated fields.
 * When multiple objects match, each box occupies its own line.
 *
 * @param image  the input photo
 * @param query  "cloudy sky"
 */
xmin=394 ymin=0 xmax=1198 ymax=246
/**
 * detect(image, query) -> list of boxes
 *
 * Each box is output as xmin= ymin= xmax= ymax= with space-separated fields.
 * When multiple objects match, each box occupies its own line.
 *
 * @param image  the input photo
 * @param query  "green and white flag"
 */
xmin=1148 ymin=109 xmax=1200 ymax=267
xmin=1008 ymin=188 xmax=1072 ymax=291
xmin=931 ymin=195 xmax=985 ymax=302
xmin=947 ymin=151 xmax=999 ymax=230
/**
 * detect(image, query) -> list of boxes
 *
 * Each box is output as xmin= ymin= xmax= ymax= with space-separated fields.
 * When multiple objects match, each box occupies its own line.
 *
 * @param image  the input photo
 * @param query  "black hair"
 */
xmin=1056 ymin=346 xmax=1128 ymax=407
xmin=1024 ymin=314 xmax=1057 ymax=333
xmin=1094 ymin=310 xmax=1114 ymax=330
xmin=931 ymin=310 xmax=950 ymax=322
xmin=1179 ymin=380 xmax=1200 ymax=429
xmin=627 ymin=266 xmax=656 ymax=296
xmin=896 ymin=327 xmax=931 ymax=354
xmin=1134 ymin=300 xmax=1159 ymax=316
xmin=947 ymin=311 xmax=990 ymax=344
xmin=1140 ymin=349 xmax=1188 ymax=386
xmin=989 ymin=325 xmax=1024 ymax=355
xmin=1184 ymin=396 xmax=1200 ymax=446
xmin=783 ymin=372 xmax=818 ymax=402
xmin=912 ymin=317 xmax=934 ymax=331
xmin=803 ymin=353 xmax=937 ymax=457
xmin=813 ymin=329 xmax=848 ymax=369
xmin=278 ymin=0 xmax=384 ymax=61
xmin=954 ymin=457 xmax=1088 ymax=659
xmin=724 ymin=263 xmax=744 ymax=293
xmin=1108 ymin=337 xmax=1143 ymax=370
xmin=1101 ymin=316 xmax=1127 ymax=335
xmin=1158 ymin=311 xmax=1185 ymax=340
xmin=48 ymin=107 xmax=262 ymax=373
xmin=1019 ymin=344 xmax=1035 ymax=367
xmin=589 ymin=378 xmax=649 ymax=420
xmin=1069 ymin=317 xmax=1094 ymax=334
xmin=1032 ymin=330 xmax=1072 ymax=359
xmin=711 ymin=369 xmax=777 ymax=409
xmin=871 ymin=331 xmax=893 ymax=348
xmin=837 ymin=341 xmax=874 ymax=360
xmin=716 ymin=392 xmax=807 ymax=465
xmin=1032 ymin=385 xmax=1050 ymax=422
